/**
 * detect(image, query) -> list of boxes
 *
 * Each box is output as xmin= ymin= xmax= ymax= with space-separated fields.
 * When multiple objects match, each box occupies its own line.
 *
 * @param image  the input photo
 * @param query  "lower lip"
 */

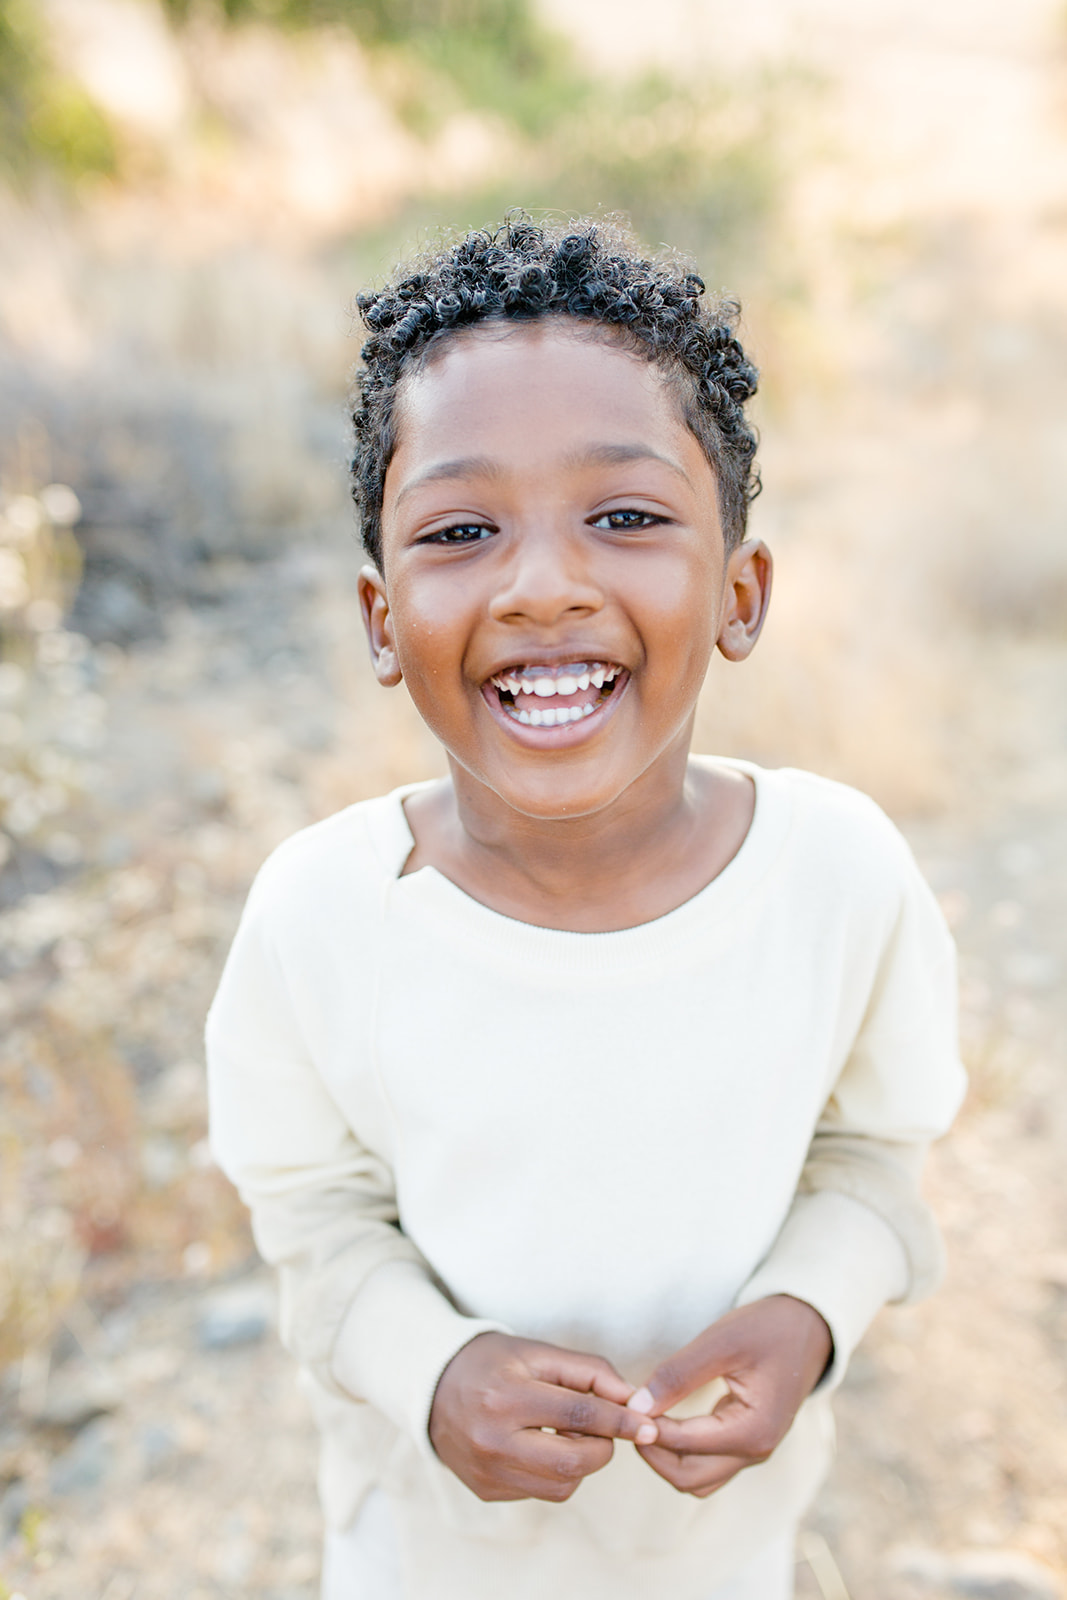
xmin=481 ymin=674 xmax=630 ymax=745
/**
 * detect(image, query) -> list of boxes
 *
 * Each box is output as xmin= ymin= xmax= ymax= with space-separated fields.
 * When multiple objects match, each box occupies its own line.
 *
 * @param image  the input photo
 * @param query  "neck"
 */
xmin=401 ymin=721 xmax=754 ymax=932
xmin=448 ymin=736 xmax=698 ymax=906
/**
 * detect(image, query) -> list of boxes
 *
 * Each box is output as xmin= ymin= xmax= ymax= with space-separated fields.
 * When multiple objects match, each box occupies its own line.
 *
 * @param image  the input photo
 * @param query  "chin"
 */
xmin=486 ymin=769 xmax=635 ymax=823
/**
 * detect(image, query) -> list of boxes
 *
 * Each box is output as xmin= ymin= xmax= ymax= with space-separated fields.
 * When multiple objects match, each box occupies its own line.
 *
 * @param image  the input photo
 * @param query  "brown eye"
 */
xmin=422 ymin=523 xmax=495 ymax=544
xmin=592 ymin=509 xmax=663 ymax=531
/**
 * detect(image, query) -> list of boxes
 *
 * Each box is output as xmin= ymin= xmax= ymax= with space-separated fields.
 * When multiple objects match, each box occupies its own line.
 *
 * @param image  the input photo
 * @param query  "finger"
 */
xmin=532 ymin=1385 xmax=659 ymax=1446
xmin=648 ymin=1398 xmax=774 ymax=1462
xmin=526 ymin=1346 xmax=634 ymax=1407
xmin=514 ymin=1428 xmax=614 ymax=1491
xmin=636 ymin=1442 xmax=749 ymax=1496
xmin=465 ymin=1430 xmax=612 ymax=1503
xmin=627 ymin=1331 xmax=734 ymax=1418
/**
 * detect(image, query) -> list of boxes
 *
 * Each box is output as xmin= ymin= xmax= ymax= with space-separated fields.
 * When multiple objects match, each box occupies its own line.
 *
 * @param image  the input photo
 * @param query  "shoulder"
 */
xmin=244 ymin=787 xmax=414 ymax=930
xmin=739 ymin=766 xmax=956 ymax=991
xmin=773 ymin=766 xmax=911 ymax=862
xmin=725 ymin=759 xmax=940 ymax=926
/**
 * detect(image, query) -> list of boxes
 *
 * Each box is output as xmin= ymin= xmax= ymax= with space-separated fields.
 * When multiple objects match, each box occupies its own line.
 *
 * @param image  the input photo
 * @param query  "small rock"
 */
xmin=0 ymin=1477 xmax=29 ymax=1541
xmin=140 ymin=1422 xmax=180 ymax=1474
xmin=33 ymin=1368 xmax=121 ymax=1430
xmin=188 ymin=767 xmax=227 ymax=811
xmin=214 ymin=1510 xmax=255 ymax=1584
xmin=892 ymin=1546 xmax=1063 ymax=1600
xmin=99 ymin=833 xmax=132 ymax=868
xmin=997 ymin=840 xmax=1040 ymax=878
xmin=197 ymin=1281 xmax=276 ymax=1350
xmin=48 ymin=1417 xmax=113 ymax=1496
xmin=1004 ymin=951 xmax=1058 ymax=991
xmin=141 ymin=1134 xmax=184 ymax=1188
xmin=147 ymin=1060 xmax=207 ymax=1133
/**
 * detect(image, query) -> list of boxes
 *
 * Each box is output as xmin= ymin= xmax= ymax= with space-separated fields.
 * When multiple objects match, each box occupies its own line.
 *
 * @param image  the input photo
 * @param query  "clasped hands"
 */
xmin=428 ymin=1295 xmax=832 ymax=1504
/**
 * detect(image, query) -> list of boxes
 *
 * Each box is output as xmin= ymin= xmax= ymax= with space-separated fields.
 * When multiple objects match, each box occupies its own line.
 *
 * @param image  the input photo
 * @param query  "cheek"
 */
xmin=388 ymin=580 xmax=448 ymax=667
xmin=635 ymin=559 xmax=720 ymax=674
xmin=389 ymin=586 xmax=475 ymax=711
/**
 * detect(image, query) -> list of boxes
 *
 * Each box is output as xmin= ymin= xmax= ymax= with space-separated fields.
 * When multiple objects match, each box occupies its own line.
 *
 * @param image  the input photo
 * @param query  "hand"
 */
xmin=429 ymin=1332 xmax=660 ymax=1503
xmin=627 ymin=1295 xmax=832 ymax=1498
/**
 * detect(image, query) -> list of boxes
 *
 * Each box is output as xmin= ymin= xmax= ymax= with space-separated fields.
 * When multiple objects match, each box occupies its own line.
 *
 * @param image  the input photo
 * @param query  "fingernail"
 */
xmin=636 ymin=1422 xmax=658 ymax=1446
xmin=627 ymin=1386 xmax=654 ymax=1414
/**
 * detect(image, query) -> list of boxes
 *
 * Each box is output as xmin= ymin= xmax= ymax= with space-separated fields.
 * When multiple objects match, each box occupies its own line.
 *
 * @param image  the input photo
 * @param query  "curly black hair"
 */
xmin=350 ymin=215 xmax=760 ymax=567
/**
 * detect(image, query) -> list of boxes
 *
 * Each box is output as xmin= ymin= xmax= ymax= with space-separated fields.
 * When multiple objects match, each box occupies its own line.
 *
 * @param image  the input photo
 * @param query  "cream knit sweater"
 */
xmin=207 ymin=759 xmax=966 ymax=1600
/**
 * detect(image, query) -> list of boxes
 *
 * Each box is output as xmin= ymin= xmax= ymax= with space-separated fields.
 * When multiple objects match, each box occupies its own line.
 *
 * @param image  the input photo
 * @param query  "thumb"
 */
xmin=627 ymin=1333 xmax=732 ymax=1419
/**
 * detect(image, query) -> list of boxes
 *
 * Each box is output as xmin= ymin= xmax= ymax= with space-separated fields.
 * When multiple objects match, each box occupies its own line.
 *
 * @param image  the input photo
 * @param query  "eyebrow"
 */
xmin=394 ymin=443 xmax=691 ymax=505
xmin=394 ymin=456 xmax=505 ymax=505
xmin=562 ymin=442 xmax=692 ymax=484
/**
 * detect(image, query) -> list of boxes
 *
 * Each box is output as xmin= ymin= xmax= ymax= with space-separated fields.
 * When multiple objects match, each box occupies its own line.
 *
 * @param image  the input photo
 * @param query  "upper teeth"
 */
xmin=490 ymin=662 xmax=620 ymax=697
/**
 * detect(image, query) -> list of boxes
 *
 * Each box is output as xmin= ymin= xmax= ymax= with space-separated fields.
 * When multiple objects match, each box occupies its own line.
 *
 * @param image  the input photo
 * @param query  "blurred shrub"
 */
xmin=353 ymin=66 xmax=795 ymax=315
xmin=0 ymin=480 xmax=103 ymax=906
xmin=161 ymin=0 xmax=578 ymax=135
xmin=0 ymin=357 xmax=330 ymax=644
xmin=0 ymin=0 xmax=116 ymax=181
xmin=0 ymin=1133 xmax=86 ymax=1374
xmin=543 ymin=78 xmax=784 ymax=277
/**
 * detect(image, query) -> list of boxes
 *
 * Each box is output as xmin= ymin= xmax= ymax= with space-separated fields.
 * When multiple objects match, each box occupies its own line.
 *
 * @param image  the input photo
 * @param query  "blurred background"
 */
xmin=1 ymin=1 xmax=1065 ymax=1596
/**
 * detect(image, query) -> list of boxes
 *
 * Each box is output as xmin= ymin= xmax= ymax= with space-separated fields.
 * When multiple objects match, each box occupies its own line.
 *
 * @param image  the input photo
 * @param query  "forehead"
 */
xmin=391 ymin=320 xmax=699 ymax=469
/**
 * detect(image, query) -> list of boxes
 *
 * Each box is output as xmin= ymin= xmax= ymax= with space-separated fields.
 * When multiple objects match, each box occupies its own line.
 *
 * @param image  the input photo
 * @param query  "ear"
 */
xmin=716 ymin=539 xmax=772 ymax=662
xmin=358 ymin=564 xmax=403 ymax=687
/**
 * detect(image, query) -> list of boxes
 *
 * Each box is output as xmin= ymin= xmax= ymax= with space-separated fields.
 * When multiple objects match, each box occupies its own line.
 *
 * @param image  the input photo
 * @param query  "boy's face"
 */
xmin=361 ymin=321 xmax=770 ymax=823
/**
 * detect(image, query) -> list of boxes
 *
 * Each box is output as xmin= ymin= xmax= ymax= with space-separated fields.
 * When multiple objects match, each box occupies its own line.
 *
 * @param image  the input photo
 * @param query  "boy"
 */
xmin=207 ymin=217 xmax=965 ymax=1599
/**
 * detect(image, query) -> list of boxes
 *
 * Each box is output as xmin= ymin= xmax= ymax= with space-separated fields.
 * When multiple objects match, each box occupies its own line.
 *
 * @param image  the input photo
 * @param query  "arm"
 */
xmin=206 ymin=877 xmax=506 ymax=1431
xmin=207 ymin=869 xmax=647 ymax=1493
xmin=730 ymin=1129 xmax=935 ymax=1389
xmin=629 ymin=857 xmax=967 ymax=1494
xmin=734 ymin=875 xmax=967 ymax=1388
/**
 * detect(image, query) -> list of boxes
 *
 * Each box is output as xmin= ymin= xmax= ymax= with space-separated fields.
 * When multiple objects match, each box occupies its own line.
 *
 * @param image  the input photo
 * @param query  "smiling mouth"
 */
xmin=487 ymin=661 xmax=626 ymax=728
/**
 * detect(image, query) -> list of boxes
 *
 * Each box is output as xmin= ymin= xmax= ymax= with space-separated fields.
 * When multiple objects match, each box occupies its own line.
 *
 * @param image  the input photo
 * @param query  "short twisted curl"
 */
xmin=350 ymin=215 xmax=760 ymax=567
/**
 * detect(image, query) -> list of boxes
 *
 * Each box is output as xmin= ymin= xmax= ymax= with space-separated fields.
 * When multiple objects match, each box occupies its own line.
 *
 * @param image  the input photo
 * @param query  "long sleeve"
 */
xmin=733 ymin=1159 xmax=912 ymax=1389
xmin=733 ymin=841 xmax=966 ymax=1386
xmin=206 ymin=839 xmax=508 ymax=1446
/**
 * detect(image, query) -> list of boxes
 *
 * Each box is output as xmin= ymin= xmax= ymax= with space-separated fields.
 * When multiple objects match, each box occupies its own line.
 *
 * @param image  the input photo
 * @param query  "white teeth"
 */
xmin=505 ymin=700 xmax=599 ymax=727
xmin=493 ymin=661 xmax=624 ymax=704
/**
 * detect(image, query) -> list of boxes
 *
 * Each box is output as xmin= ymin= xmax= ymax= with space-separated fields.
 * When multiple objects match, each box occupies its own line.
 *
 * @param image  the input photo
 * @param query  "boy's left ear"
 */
xmin=716 ymin=539 xmax=772 ymax=662
xmin=358 ymin=565 xmax=403 ymax=687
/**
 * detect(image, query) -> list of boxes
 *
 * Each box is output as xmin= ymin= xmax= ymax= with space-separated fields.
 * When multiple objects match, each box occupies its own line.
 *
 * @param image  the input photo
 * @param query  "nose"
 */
xmin=488 ymin=523 xmax=604 ymax=627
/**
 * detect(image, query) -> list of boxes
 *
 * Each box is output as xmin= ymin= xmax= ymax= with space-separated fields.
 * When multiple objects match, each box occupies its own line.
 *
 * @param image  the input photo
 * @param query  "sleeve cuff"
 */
xmin=331 ymin=1261 xmax=512 ymax=1460
xmin=734 ymin=1189 xmax=908 ymax=1390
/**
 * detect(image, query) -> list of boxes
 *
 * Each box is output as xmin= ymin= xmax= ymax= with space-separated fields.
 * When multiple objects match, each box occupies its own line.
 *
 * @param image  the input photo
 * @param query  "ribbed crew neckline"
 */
xmin=359 ymin=758 xmax=796 ymax=973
